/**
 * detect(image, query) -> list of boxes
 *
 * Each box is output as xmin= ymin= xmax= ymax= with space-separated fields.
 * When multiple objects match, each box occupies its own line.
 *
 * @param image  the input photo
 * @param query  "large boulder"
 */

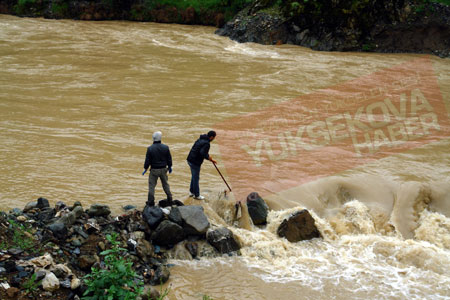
xmin=206 ymin=227 xmax=240 ymax=254
xmin=87 ymin=204 xmax=111 ymax=217
xmin=277 ymin=210 xmax=321 ymax=242
xmin=246 ymin=192 xmax=268 ymax=225
xmin=151 ymin=220 xmax=185 ymax=246
xmin=178 ymin=206 xmax=210 ymax=235
xmin=37 ymin=197 xmax=50 ymax=209
xmin=143 ymin=205 xmax=164 ymax=229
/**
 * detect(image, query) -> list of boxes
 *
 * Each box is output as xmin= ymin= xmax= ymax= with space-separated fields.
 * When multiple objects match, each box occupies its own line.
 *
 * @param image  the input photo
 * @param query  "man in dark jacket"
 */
xmin=143 ymin=131 xmax=173 ymax=206
xmin=186 ymin=130 xmax=217 ymax=200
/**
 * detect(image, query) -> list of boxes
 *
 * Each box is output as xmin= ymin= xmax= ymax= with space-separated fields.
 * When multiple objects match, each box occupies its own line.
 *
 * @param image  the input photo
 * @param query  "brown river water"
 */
xmin=1 ymin=14 xmax=450 ymax=300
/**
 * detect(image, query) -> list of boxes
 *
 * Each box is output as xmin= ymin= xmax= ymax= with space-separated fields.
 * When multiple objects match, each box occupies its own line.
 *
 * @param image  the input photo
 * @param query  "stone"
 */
xmin=60 ymin=278 xmax=71 ymax=289
xmin=185 ymin=242 xmax=198 ymax=258
xmin=136 ymin=239 xmax=154 ymax=262
xmin=42 ymin=272 xmax=60 ymax=291
xmin=87 ymin=204 xmax=111 ymax=217
xmin=72 ymin=201 xmax=82 ymax=208
xmin=16 ymin=215 xmax=27 ymax=222
xmin=7 ymin=248 xmax=23 ymax=256
xmin=277 ymin=209 xmax=321 ymax=242
xmin=246 ymin=192 xmax=268 ymax=225
xmin=71 ymin=277 xmax=81 ymax=290
xmin=178 ymin=205 xmax=210 ymax=235
xmin=37 ymin=197 xmax=50 ymax=209
xmin=123 ymin=205 xmax=136 ymax=211
xmin=78 ymin=255 xmax=96 ymax=271
xmin=142 ymin=286 xmax=160 ymax=300
xmin=149 ymin=265 xmax=170 ymax=286
xmin=168 ymin=206 xmax=183 ymax=225
xmin=38 ymin=207 xmax=56 ymax=223
xmin=4 ymin=260 xmax=16 ymax=273
xmin=35 ymin=270 xmax=47 ymax=281
xmin=60 ymin=206 xmax=84 ymax=226
xmin=6 ymin=287 xmax=20 ymax=297
xmin=55 ymin=201 xmax=67 ymax=211
xmin=0 ymin=267 xmax=6 ymax=275
xmin=143 ymin=205 xmax=164 ymax=229
xmin=28 ymin=253 xmax=54 ymax=268
xmin=206 ymin=227 xmax=240 ymax=254
xmin=298 ymin=29 xmax=309 ymax=41
xmin=47 ymin=221 xmax=68 ymax=239
xmin=151 ymin=220 xmax=185 ymax=246
xmin=23 ymin=201 xmax=38 ymax=212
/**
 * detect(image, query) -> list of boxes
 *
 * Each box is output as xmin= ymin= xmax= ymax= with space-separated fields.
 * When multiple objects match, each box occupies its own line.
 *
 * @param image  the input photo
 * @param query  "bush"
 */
xmin=82 ymin=233 xmax=143 ymax=300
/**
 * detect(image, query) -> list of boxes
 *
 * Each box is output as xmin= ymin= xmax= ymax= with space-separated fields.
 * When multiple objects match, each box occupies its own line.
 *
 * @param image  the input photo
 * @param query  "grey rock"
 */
xmin=142 ymin=205 xmax=164 ymax=229
xmin=38 ymin=207 xmax=55 ymax=223
xmin=23 ymin=201 xmax=38 ymax=212
xmin=37 ymin=197 xmax=50 ymax=209
xmin=299 ymin=29 xmax=309 ymax=41
xmin=60 ymin=279 xmax=71 ymax=289
xmin=0 ymin=267 xmax=6 ymax=275
xmin=87 ymin=204 xmax=111 ymax=217
xmin=55 ymin=201 xmax=66 ymax=211
xmin=206 ymin=227 xmax=240 ymax=254
xmin=47 ymin=222 xmax=68 ymax=239
xmin=293 ymin=24 xmax=301 ymax=32
xmin=123 ymin=205 xmax=136 ymax=211
xmin=151 ymin=220 xmax=185 ymax=246
xmin=35 ymin=270 xmax=47 ymax=281
xmin=277 ymin=209 xmax=321 ymax=242
xmin=246 ymin=192 xmax=268 ymax=225
xmin=149 ymin=265 xmax=170 ymax=286
xmin=60 ymin=206 xmax=84 ymax=226
xmin=168 ymin=207 xmax=183 ymax=225
xmin=178 ymin=205 xmax=210 ymax=235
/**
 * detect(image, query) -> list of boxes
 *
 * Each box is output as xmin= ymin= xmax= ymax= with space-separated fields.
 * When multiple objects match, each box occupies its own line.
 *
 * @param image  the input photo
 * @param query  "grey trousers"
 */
xmin=148 ymin=168 xmax=172 ymax=206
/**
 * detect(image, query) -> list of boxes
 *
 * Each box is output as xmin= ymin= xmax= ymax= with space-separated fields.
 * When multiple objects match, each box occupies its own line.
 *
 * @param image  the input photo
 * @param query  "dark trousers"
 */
xmin=187 ymin=161 xmax=201 ymax=197
xmin=147 ymin=168 xmax=172 ymax=206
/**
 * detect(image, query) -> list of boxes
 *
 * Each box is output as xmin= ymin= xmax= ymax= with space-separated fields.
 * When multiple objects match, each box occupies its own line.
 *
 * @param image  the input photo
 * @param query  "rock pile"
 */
xmin=0 ymin=197 xmax=241 ymax=300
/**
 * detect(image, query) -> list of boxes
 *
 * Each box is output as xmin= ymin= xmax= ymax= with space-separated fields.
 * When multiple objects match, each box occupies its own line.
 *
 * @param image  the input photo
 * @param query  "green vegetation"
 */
xmin=203 ymin=296 xmax=214 ymax=300
xmin=0 ymin=219 xmax=36 ymax=252
xmin=51 ymin=0 xmax=69 ymax=17
xmin=23 ymin=273 xmax=42 ymax=296
xmin=82 ymin=233 xmax=143 ymax=300
xmin=149 ymin=284 xmax=171 ymax=300
xmin=14 ymin=0 xmax=36 ymax=15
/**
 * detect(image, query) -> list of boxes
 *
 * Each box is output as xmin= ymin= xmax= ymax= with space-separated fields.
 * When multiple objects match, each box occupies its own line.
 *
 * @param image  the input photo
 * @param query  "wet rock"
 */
xmin=42 ymin=272 xmax=60 ymax=291
xmin=178 ymin=205 xmax=210 ymax=235
xmin=277 ymin=209 xmax=321 ymax=242
xmin=165 ymin=242 xmax=193 ymax=260
xmin=151 ymin=220 xmax=184 ymax=246
xmin=246 ymin=192 xmax=268 ymax=225
xmin=136 ymin=238 xmax=154 ymax=262
xmin=4 ymin=260 xmax=16 ymax=273
xmin=185 ymin=241 xmax=198 ymax=258
xmin=149 ymin=265 xmax=170 ymax=286
xmin=143 ymin=205 xmax=164 ymax=229
xmin=87 ymin=204 xmax=111 ymax=217
xmin=37 ymin=197 xmax=50 ymax=209
xmin=47 ymin=221 xmax=68 ymax=239
xmin=72 ymin=201 xmax=82 ymax=209
xmin=0 ymin=266 xmax=6 ymax=274
xmin=206 ymin=227 xmax=240 ymax=254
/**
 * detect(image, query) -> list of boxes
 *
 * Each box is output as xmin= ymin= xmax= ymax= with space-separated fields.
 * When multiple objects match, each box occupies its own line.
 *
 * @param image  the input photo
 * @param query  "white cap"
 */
xmin=153 ymin=131 xmax=162 ymax=142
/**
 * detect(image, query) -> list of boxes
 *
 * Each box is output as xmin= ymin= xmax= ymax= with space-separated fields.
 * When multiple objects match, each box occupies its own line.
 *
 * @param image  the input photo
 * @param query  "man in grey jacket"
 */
xmin=143 ymin=131 xmax=173 ymax=206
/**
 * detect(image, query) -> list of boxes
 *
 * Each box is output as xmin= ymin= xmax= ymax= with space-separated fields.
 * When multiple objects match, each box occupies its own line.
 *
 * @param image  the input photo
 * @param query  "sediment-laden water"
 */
xmin=0 ymin=14 xmax=449 ymax=300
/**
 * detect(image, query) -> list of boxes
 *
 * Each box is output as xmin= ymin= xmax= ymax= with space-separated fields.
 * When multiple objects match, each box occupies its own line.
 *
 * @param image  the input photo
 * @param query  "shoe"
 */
xmin=194 ymin=195 xmax=205 ymax=200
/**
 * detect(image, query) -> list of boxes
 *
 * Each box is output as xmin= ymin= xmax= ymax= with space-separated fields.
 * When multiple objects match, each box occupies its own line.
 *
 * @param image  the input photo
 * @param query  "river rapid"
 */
xmin=1 ymin=14 xmax=449 ymax=300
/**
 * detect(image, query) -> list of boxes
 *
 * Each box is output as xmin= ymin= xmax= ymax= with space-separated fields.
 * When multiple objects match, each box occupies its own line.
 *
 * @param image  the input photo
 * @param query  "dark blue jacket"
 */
xmin=144 ymin=141 xmax=172 ymax=170
xmin=187 ymin=134 xmax=210 ymax=166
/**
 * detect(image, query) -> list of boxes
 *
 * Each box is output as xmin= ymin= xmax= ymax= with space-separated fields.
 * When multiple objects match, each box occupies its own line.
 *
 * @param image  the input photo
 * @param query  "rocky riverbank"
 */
xmin=0 ymin=197 xmax=242 ymax=299
xmin=216 ymin=0 xmax=450 ymax=57
xmin=0 ymin=193 xmax=322 ymax=299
